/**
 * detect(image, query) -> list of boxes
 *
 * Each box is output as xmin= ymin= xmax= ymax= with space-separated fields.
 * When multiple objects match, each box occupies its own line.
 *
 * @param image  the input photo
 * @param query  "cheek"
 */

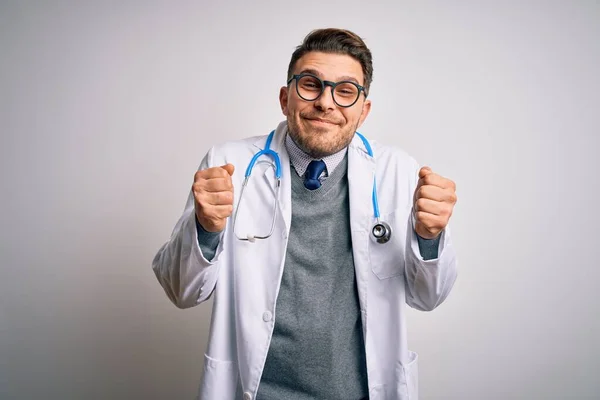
xmin=290 ymin=99 xmax=308 ymax=115
xmin=282 ymin=92 xmax=297 ymax=115
xmin=283 ymin=99 xmax=297 ymax=116
xmin=340 ymin=110 xmax=358 ymax=125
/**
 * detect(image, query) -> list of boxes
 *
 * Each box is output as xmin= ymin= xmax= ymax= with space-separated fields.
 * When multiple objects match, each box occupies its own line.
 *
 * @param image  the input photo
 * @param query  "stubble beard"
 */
xmin=287 ymin=117 xmax=358 ymax=158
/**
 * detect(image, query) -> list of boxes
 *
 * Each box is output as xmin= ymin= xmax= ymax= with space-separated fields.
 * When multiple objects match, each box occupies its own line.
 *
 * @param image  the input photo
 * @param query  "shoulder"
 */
xmin=213 ymin=135 xmax=263 ymax=153
xmin=194 ymin=134 xmax=267 ymax=171
xmin=359 ymin=137 xmax=420 ymax=172
xmin=369 ymin=139 xmax=421 ymax=189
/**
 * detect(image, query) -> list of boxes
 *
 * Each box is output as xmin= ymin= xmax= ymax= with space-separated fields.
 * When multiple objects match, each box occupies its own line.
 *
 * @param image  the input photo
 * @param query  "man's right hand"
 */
xmin=193 ymin=163 xmax=235 ymax=232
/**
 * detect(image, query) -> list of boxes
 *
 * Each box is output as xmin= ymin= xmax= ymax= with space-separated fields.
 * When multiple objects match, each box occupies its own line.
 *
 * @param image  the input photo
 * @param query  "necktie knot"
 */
xmin=304 ymin=160 xmax=326 ymax=190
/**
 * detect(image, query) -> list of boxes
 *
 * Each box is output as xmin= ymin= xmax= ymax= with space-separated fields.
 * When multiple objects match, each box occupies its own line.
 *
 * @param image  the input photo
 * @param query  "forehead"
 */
xmin=293 ymin=51 xmax=364 ymax=83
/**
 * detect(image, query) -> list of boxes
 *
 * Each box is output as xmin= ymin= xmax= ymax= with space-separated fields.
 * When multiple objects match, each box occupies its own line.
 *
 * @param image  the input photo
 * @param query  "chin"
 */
xmin=305 ymin=139 xmax=341 ymax=158
xmin=303 ymin=122 xmax=339 ymax=137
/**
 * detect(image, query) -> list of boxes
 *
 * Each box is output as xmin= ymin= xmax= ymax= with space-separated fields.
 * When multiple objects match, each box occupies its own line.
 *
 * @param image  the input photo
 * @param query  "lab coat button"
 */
xmin=262 ymin=311 xmax=272 ymax=322
xmin=243 ymin=392 xmax=252 ymax=400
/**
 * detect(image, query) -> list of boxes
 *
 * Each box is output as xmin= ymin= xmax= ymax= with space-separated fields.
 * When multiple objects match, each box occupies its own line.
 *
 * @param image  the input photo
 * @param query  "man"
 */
xmin=153 ymin=28 xmax=458 ymax=400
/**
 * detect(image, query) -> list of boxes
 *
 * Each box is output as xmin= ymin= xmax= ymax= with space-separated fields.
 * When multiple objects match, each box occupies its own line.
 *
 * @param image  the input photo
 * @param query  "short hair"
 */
xmin=287 ymin=28 xmax=374 ymax=95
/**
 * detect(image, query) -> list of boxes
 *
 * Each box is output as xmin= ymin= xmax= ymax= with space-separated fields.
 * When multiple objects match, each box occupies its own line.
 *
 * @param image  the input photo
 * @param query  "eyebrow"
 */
xmin=297 ymin=68 xmax=362 ymax=85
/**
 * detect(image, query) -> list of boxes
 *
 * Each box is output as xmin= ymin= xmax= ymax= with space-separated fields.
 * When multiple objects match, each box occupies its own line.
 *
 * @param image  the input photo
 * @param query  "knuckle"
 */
xmin=214 ymin=191 xmax=226 ymax=202
xmin=192 ymin=184 xmax=205 ymax=196
xmin=216 ymin=168 xmax=228 ymax=178
xmin=428 ymin=219 xmax=439 ymax=229
xmin=196 ymin=211 xmax=208 ymax=225
xmin=194 ymin=191 xmax=207 ymax=203
xmin=192 ymin=176 xmax=203 ymax=188
xmin=198 ymin=199 xmax=215 ymax=214
xmin=210 ymin=180 xmax=224 ymax=192
xmin=218 ymin=205 xmax=234 ymax=219
xmin=196 ymin=204 xmax=210 ymax=217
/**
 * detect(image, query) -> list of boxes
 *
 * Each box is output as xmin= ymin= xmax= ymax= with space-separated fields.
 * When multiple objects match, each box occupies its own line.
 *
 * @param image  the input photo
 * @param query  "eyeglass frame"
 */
xmin=286 ymin=73 xmax=368 ymax=108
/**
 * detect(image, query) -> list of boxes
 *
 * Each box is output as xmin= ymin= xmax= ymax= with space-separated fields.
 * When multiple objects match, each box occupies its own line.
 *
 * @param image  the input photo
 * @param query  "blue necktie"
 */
xmin=304 ymin=160 xmax=326 ymax=190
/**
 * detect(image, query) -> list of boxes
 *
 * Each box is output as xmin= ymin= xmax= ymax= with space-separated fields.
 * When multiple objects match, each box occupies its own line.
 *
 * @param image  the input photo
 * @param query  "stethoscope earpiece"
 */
xmin=371 ymin=221 xmax=392 ymax=244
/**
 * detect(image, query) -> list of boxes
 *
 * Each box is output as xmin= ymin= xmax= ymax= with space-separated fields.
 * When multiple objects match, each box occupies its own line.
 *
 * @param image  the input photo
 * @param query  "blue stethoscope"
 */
xmin=232 ymin=130 xmax=392 ymax=244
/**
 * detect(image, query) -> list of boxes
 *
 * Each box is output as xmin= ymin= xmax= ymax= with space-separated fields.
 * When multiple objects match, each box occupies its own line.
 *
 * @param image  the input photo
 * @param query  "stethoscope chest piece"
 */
xmin=371 ymin=221 xmax=392 ymax=244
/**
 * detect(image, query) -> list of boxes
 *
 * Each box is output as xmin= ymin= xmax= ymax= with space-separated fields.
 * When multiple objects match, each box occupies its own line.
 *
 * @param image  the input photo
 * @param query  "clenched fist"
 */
xmin=413 ymin=166 xmax=457 ymax=240
xmin=193 ymin=164 xmax=235 ymax=232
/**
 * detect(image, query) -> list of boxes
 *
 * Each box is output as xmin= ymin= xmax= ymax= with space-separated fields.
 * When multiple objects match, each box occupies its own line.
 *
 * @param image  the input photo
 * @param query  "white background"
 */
xmin=1 ymin=1 xmax=599 ymax=399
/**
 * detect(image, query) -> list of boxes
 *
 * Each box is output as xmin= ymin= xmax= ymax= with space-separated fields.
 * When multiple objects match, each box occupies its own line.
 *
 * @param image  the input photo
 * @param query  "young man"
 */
xmin=153 ymin=28 xmax=458 ymax=400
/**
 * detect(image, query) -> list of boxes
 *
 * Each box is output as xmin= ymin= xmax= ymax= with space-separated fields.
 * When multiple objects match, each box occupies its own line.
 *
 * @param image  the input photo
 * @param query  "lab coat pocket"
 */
xmin=367 ymin=208 xmax=407 ymax=280
xmin=369 ymin=352 xmax=418 ymax=400
xmin=198 ymin=354 xmax=239 ymax=400
xmin=401 ymin=351 xmax=419 ymax=399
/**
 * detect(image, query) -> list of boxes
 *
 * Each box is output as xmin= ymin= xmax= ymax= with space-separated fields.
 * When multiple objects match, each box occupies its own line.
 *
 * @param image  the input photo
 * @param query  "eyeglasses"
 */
xmin=287 ymin=73 xmax=367 ymax=108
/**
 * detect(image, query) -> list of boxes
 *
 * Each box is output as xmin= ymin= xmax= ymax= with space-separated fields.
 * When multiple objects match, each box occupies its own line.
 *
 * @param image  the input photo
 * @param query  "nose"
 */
xmin=313 ymin=86 xmax=336 ymax=112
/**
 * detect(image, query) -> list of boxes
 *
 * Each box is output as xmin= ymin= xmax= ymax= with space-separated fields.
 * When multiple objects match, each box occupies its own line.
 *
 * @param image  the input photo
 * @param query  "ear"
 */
xmin=279 ymin=86 xmax=289 ymax=116
xmin=356 ymin=99 xmax=372 ymax=128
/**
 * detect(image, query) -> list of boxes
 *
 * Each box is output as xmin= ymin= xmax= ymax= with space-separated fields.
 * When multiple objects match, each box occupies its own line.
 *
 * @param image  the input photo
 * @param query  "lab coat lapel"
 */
xmin=347 ymin=133 xmax=375 ymax=232
xmin=252 ymin=121 xmax=292 ymax=234
xmin=347 ymin=133 xmax=375 ymax=331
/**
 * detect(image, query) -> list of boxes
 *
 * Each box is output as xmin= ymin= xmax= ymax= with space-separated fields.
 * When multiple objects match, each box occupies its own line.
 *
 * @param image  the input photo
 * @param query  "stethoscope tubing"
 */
xmin=233 ymin=129 xmax=390 ymax=243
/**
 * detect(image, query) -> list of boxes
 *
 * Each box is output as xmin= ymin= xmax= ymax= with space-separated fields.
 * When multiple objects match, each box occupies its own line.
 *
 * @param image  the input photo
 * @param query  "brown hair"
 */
xmin=287 ymin=28 xmax=374 ymax=95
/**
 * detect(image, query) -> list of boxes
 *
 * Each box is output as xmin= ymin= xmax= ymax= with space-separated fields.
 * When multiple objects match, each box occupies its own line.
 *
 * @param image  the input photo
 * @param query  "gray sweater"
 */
xmin=256 ymin=156 xmax=367 ymax=399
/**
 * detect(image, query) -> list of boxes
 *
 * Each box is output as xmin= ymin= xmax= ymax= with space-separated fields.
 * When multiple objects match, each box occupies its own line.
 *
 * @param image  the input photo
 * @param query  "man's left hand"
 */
xmin=413 ymin=166 xmax=457 ymax=240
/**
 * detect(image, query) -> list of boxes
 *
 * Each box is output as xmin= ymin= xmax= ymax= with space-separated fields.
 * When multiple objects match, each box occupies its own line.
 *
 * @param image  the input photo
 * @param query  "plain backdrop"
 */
xmin=1 ymin=1 xmax=599 ymax=399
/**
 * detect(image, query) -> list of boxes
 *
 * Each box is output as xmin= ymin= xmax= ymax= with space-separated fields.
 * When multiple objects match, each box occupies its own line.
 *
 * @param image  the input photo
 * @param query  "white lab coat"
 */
xmin=152 ymin=121 xmax=458 ymax=400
